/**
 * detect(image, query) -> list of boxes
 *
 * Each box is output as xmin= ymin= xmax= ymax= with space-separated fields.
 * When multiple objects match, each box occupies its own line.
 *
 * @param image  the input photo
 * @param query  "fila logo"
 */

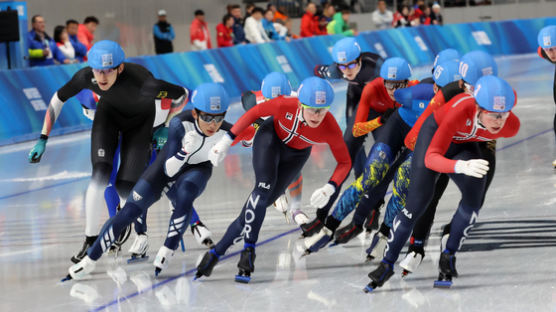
xmin=285 ymin=112 xmax=293 ymax=120
xmin=91 ymin=78 xmax=97 ymax=85
xmin=258 ymin=182 xmax=271 ymax=189
xmin=402 ymin=208 xmax=413 ymax=219
xmin=466 ymin=119 xmax=472 ymax=126
xmin=98 ymin=148 xmax=105 ymax=157
xmin=133 ymin=191 xmax=143 ymax=201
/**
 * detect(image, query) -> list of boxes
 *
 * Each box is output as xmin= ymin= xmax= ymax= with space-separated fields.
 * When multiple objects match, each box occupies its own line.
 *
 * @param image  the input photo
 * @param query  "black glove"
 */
xmin=241 ymin=91 xmax=257 ymax=111
xmin=381 ymin=108 xmax=396 ymax=124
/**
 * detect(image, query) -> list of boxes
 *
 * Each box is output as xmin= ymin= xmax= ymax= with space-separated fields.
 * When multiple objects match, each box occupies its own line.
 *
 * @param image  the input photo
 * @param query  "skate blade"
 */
xmin=180 ymin=239 xmax=186 ymax=252
xmin=433 ymin=280 xmax=452 ymax=288
xmin=328 ymin=241 xmax=339 ymax=248
xmin=363 ymin=285 xmax=375 ymax=293
xmin=154 ymin=267 xmax=162 ymax=277
xmin=235 ymin=275 xmax=251 ymax=283
xmin=127 ymin=255 xmax=149 ymax=264
xmin=61 ymin=274 xmax=72 ymax=282
xmin=365 ymin=255 xmax=375 ymax=263
xmin=299 ymin=250 xmax=311 ymax=259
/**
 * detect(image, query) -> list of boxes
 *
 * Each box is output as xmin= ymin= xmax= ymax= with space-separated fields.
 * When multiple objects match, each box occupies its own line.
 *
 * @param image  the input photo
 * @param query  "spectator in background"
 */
xmin=314 ymin=14 xmax=329 ymax=35
xmin=230 ymin=4 xmax=248 ymax=44
xmin=268 ymin=4 xmax=288 ymax=22
xmin=392 ymin=4 xmax=411 ymax=27
xmin=78 ymin=16 xmax=99 ymax=51
xmin=65 ymin=19 xmax=87 ymax=62
xmin=153 ymin=9 xmax=175 ymax=54
xmin=300 ymin=2 xmax=318 ymax=37
xmin=27 ymin=15 xmax=69 ymax=66
xmin=216 ymin=14 xmax=234 ymax=48
xmin=431 ymin=3 xmax=443 ymax=25
xmin=54 ymin=25 xmax=78 ymax=63
xmin=263 ymin=9 xmax=290 ymax=41
xmin=323 ymin=3 xmax=336 ymax=22
xmin=190 ymin=10 xmax=212 ymax=50
xmin=371 ymin=0 xmax=393 ymax=30
xmin=327 ymin=7 xmax=357 ymax=36
xmin=420 ymin=5 xmax=432 ymax=25
xmin=244 ymin=7 xmax=270 ymax=43
xmin=245 ymin=3 xmax=255 ymax=22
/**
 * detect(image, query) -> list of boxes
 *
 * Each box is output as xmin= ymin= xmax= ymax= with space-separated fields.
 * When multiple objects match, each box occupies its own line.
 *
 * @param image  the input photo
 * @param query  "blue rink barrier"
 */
xmin=0 ymin=16 xmax=554 ymax=145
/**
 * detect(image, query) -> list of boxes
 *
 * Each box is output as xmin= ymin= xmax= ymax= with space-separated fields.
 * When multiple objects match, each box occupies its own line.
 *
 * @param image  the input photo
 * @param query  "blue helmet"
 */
xmin=473 ymin=76 xmax=515 ymax=113
xmin=261 ymin=72 xmax=292 ymax=99
xmin=297 ymin=77 xmax=334 ymax=108
xmin=380 ymin=57 xmax=412 ymax=81
xmin=332 ymin=37 xmax=361 ymax=64
xmin=459 ymin=50 xmax=498 ymax=85
xmin=191 ymin=83 xmax=230 ymax=114
xmin=87 ymin=40 xmax=125 ymax=70
xmin=433 ymin=49 xmax=460 ymax=69
xmin=538 ymin=25 xmax=556 ymax=48
xmin=433 ymin=60 xmax=462 ymax=88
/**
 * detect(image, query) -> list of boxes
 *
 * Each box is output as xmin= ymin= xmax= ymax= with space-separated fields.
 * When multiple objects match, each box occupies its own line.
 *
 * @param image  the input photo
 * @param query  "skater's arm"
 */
xmin=324 ymin=114 xmax=352 ymax=186
xmin=142 ymin=78 xmax=189 ymax=126
xmin=41 ymin=67 xmax=90 ymax=136
xmin=229 ymin=98 xmax=280 ymax=138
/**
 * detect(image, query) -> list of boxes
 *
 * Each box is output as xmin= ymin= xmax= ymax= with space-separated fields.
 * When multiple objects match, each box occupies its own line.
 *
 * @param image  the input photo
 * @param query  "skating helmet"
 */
xmin=433 ymin=48 xmax=460 ymax=69
xmin=458 ymin=50 xmax=498 ymax=85
xmin=332 ymin=37 xmax=361 ymax=64
xmin=297 ymin=76 xmax=334 ymax=108
xmin=432 ymin=60 xmax=461 ymax=88
xmin=191 ymin=83 xmax=230 ymax=114
xmin=380 ymin=57 xmax=412 ymax=81
xmin=538 ymin=25 xmax=556 ymax=48
xmin=261 ymin=72 xmax=292 ymax=99
xmin=87 ymin=40 xmax=125 ymax=70
xmin=473 ymin=76 xmax=515 ymax=113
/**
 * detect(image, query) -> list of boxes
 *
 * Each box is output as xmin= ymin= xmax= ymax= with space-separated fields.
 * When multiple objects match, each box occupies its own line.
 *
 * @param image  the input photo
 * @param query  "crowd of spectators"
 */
xmin=26 ymin=1 xmax=446 ymax=67
xmin=27 ymin=15 xmax=98 ymax=67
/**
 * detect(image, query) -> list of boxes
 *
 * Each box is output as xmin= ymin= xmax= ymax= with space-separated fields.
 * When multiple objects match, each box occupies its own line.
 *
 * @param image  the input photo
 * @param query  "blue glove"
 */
xmin=153 ymin=127 xmax=169 ymax=151
xmin=28 ymin=137 xmax=47 ymax=163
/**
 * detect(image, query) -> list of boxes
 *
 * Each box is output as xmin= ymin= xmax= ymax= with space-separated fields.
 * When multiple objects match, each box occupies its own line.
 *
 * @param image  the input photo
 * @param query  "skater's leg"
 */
xmin=445 ymin=147 xmax=488 ymax=254
xmin=88 ymin=179 xmax=163 ymax=261
xmin=162 ymin=165 xmax=212 ymax=250
xmin=213 ymin=120 xmax=281 ymax=256
xmin=409 ymin=173 xmax=449 ymax=245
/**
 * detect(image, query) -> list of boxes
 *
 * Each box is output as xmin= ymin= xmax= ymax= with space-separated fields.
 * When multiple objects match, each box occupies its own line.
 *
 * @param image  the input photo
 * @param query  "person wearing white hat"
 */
xmin=153 ymin=9 xmax=175 ymax=54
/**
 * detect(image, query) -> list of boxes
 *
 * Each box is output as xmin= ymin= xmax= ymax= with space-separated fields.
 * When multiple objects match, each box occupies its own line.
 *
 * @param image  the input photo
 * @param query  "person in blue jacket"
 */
xmin=65 ymin=19 xmax=88 ymax=62
xmin=27 ymin=15 xmax=69 ymax=66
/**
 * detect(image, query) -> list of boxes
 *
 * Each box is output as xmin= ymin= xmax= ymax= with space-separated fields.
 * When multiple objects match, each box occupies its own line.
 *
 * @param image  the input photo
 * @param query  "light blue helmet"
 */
xmin=191 ymin=83 xmax=230 ymax=114
xmin=473 ymin=76 xmax=515 ymax=113
xmin=538 ymin=25 xmax=556 ymax=48
xmin=459 ymin=50 xmax=498 ymax=85
xmin=87 ymin=40 xmax=125 ymax=70
xmin=297 ymin=77 xmax=334 ymax=108
xmin=332 ymin=37 xmax=361 ymax=64
xmin=433 ymin=60 xmax=461 ymax=88
xmin=433 ymin=48 xmax=460 ymax=69
xmin=380 ymin=57 xmax=412 ymax=81
xmin=261 ymin=72 xmax=292 ymax=99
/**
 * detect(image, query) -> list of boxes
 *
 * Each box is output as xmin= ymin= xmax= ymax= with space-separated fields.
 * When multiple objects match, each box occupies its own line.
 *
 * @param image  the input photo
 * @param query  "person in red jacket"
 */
xmin=300 ymin=2 xmax=318 ymax=37
xmin=216 ymin=14 xmax=234 ymax=48
xmin=195 ymin=77 xmax=351 ymax=283
xmin=77 ymin=16 xmax=98 ymax=51
xmin=365 ymin=76 xmax=520 ymax=291
xmin=190 ymin=10 xmax=212 ymax=50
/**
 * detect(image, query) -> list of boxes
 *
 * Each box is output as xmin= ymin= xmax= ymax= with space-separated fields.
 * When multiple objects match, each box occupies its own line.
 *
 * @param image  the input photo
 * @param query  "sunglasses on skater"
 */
xmin=384 ymin=80 xmax=407 ymax=90
xmin=92 ymin=67 xmax=118 ymax=75
xmin=198 ymin=112 xmax=226 ymax=123
xmin=481 ymin=110 xmax=510 ymax=120
xmin=301 ymin=104 xmax=329 ymax=115
xmin=337 ymin=60 xmax=359 ymax=71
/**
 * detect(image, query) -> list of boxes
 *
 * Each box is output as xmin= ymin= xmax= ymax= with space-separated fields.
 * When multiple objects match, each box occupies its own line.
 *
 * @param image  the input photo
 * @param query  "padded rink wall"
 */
xmin=0 ymin=16 xmax=554 ymax=145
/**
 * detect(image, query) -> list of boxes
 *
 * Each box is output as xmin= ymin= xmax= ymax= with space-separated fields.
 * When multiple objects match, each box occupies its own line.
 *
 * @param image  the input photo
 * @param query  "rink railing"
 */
xmin=0 ymin=16 xmax=554 ymax=145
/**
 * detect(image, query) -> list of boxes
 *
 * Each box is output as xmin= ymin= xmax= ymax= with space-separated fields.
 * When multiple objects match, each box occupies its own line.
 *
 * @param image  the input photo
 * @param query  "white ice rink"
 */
xmin=0 ymin=54 xmax=555 ymax=312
